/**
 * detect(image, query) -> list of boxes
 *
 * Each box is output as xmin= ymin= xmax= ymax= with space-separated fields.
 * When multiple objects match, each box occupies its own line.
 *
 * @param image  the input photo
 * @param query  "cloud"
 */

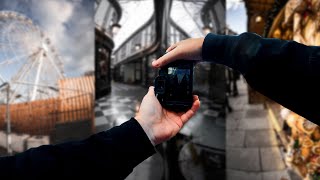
xmin=31 ymin=0 xmax=94 ymax=77
xmin=226 ymin=0 xmax=247 ymax=33
xmin=227 ymin=0 xmax=243 ymax=10
xmin=32 ymin=1 xmax=74 ymax=47
xmin=0 ymin=0 xmax=94 ymax=77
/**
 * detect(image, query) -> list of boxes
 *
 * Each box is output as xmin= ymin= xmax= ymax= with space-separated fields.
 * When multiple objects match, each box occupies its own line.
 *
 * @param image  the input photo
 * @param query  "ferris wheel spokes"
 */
xmin=32 ymin=48 xmax=44 ymax=101
xmin=0 ymin=11 xmax=64 ymax=103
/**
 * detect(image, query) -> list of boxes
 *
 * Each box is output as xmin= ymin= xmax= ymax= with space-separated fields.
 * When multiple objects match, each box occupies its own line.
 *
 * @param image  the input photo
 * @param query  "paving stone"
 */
xmin=215 ymin=117 xmax=226 ymax=127
xmin=208 ymin=103 xmax=224 ymax=110
xmin=227 ymin=147 xmax=261 ymax=171
xmin=226 ymin=118 xmax=240 ymax=130
xmin=95 ymin=124 xmax=112 ymax=133
xmin=115 ymin=115 xmax=130 ymax=126
xmin=245 ymin=130 xmax=279 ymax=147
xmin=95 ymin=110 xmax=104 ymax=117
xmin=203 ymin=109 xmax=219 ymax=118
xmin=102 ymin=108 xmax=119 ymax=116
xmin=226 ymin=130 xmax=245 ymax=147
xmin=178 ymin=143 xmax=207 ymax=180
xmin=180 ymin=113 xmax=204 ymax=136
xmin=238 ymin=116 xmax=272 ymax=130
xmin=246 ymin=108 xmax=267 ymax=118
xmin=94 ymin=106 xmax=101 ymax=112
xmin=119 ymin=98 xmax=132 ymax=103
xmin=260 ymin=147 xmax=286 ymax=171
xmin=95 ymin=116 xmax=108 ymax=126
xmin=226 ymin=111 xmax=244 ymax=130
xmin=227 ymin=111 xmax=245 ymax=121
xmin=98 ymin=102 xmax=109 ymax=106
xmin=229 ymin=96 xmax=248 ymax=111
xmin=245 ymin=104 xmax=265 ymax=111
xmin=199 ymin=103 xmax=209 ymax=110
xmin=226 ymin=169 xmax=262 ymax=180
xmin=192 ymin=126 xmax=225 ymax=150
xmin=100 ymin=105 xmax=111 ymax=109
xmin=97 ymin=97 xmax=107 ymax=102
xmin=121 ymin=110 xmax=135 ymax=116
xmin=262 ymin=170 xmax=291 ymax=180
xmin=126 ymin=154 xmax=163 ymax=180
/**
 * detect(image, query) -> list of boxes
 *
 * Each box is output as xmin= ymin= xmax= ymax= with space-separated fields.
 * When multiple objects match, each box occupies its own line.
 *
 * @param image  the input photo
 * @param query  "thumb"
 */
xmin=148 ymin=86 xmax=155 ymax=96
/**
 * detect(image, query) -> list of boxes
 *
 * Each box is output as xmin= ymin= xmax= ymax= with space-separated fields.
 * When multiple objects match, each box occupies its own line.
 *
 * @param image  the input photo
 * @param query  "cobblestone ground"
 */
xmin=226 ymin=77 xmax=298 ymax=180
xmin=95 ymin=81 xmax=226 ymax=180
xmin=0 ymin=146 xmax=8 ymax=157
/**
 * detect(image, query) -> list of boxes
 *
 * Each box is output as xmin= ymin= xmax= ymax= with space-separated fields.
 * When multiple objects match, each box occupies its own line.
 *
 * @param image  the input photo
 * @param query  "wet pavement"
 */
xmin=226 ymin=77 xmax=295 ymax=180
xmin=95 ymin=82 xmax=163 ymax=180
xmin=94 ymin=81 xmax=226 ymax=180
xmin=94 ymin=82 xmax=145 ymax=132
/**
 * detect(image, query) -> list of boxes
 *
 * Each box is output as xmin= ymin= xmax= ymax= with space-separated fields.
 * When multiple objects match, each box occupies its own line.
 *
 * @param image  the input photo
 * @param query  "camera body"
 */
xmin=154 ymin=60 xmax=195 ymax=112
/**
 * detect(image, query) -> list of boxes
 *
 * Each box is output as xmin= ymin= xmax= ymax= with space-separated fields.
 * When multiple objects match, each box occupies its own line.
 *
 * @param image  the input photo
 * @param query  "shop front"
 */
xmin=267 ymin=0 xmax=320 ymax=179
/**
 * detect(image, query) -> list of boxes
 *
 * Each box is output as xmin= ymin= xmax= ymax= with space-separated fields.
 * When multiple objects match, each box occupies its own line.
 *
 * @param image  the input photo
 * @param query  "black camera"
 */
xmin=154 ymin=60 xmax=195 ymax=112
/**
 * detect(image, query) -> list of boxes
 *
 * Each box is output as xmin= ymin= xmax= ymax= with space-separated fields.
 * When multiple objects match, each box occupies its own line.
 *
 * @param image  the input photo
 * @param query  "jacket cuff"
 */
xmin=202 ymin=33 xmax=237 ymax=67
xmin=119 ymin=118 xmax=156 ymax=161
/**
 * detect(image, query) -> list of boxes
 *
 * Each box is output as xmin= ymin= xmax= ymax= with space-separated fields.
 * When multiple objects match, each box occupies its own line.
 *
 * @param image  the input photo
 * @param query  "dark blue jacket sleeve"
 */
xmin=0 ymin=118 xmax=156 ymax=179
xmin=202 ymin=32 xmax=320 ymax=122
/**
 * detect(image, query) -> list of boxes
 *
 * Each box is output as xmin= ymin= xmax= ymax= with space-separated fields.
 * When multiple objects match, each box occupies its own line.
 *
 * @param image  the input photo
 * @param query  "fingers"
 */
xmin=193 ymin=95 xmax=199 ymax=101
xmin=147 ymin=86 xmax=155 ymax=96
xmin=152 ymin=48 xmax=181 ymax=68
xmin=180 ymin=95 xmax=200 ymax=123
xmin=166 ymin=43 xmax=178 ymax=53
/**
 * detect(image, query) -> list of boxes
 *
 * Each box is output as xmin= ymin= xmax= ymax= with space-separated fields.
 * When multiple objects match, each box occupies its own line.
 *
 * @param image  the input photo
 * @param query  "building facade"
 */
xmin=94 ymin=0 xmax=121 ymax=99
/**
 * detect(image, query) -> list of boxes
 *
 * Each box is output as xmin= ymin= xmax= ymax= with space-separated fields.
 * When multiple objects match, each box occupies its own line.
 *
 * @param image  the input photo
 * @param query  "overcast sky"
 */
xmin=0 ymin=0 xmax=94 ymax=77
xmin=226 ymin=0 xmax=247 ymax=34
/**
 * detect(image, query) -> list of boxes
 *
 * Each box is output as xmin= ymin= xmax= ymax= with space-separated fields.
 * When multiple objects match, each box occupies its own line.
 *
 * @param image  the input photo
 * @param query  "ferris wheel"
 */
xmin=0 ymin=11 xmax=64 ymax=103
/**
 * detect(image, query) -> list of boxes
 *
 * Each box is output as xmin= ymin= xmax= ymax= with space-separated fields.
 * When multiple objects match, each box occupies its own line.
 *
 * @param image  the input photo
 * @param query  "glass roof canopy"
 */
xmin=113 ymin=0 xmax=154 ymax=49
xmin=171 ymin=0 xmax=210 ymax=38
xmin=113 ymin=0 xmax=224 ymax=49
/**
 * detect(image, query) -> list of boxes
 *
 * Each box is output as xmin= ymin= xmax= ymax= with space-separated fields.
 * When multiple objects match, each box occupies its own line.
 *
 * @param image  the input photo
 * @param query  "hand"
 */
xmin=152 ymin=37 xmax=204 ymax=68
xmin=135 ymin=86 xmax=200 ymax=145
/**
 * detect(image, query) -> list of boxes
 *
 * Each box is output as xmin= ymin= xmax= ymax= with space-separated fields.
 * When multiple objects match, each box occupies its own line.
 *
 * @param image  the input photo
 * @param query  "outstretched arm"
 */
xmin=0 ymin=87 xmax=200 ymax=178
xmin=0 ymin=118 xmax=155 ymax=178
xmin=153 ymin=32 xmax=320 ymax=122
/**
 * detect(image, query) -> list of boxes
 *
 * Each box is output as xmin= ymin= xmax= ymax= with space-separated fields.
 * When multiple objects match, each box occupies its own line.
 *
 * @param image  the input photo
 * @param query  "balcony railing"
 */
xmin=95 ymin=0 xmax=122 ymax=38
xmin=112 ymin=16 xmax=190 ymax=66
xmin=112 ymin=15 xmax=156 ymax=66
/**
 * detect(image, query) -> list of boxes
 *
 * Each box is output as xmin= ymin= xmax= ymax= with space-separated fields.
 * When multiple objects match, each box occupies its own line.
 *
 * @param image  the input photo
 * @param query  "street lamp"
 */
xmin=111 ymin=23 xmax=121 ymax=36
xmin=255 ymin=15 xmax=262 ymax=23
xmin=0 ymin=82 xmax=12 ymax=155
xmin=135 ymin=43 xmax=141 ymax=51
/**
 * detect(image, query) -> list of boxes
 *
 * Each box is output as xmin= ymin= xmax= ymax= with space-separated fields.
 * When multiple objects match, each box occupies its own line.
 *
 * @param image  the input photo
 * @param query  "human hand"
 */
xmin=152 ymin=37 xmax=204 ymax=68
xmin=135 ymin=86 xmax=200 ymax=145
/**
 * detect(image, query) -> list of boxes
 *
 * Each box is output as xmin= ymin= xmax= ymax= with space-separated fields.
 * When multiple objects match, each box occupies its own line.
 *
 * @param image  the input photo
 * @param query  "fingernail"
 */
xmin=152 ymin=61 xmax=158 ymax=66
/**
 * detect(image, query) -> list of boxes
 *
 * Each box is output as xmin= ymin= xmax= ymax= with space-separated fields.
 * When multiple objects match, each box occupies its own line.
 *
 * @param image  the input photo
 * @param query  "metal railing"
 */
xmin=112 ymin=16 xmax=190 ymax=66
xmin=112 ymin=15 xmax=157 ymax=66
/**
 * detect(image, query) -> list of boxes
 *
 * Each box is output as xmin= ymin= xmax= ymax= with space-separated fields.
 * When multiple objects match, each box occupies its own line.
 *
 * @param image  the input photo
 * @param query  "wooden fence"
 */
xmin=0 ymin=93 xmax=93 ymax=135
xmin=0 ymin=75 xmax=94 ymax=136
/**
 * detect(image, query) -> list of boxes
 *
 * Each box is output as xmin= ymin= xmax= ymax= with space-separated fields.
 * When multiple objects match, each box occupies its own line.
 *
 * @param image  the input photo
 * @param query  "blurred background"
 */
xmin=94 ymin=0 xmax=320 ymax=180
